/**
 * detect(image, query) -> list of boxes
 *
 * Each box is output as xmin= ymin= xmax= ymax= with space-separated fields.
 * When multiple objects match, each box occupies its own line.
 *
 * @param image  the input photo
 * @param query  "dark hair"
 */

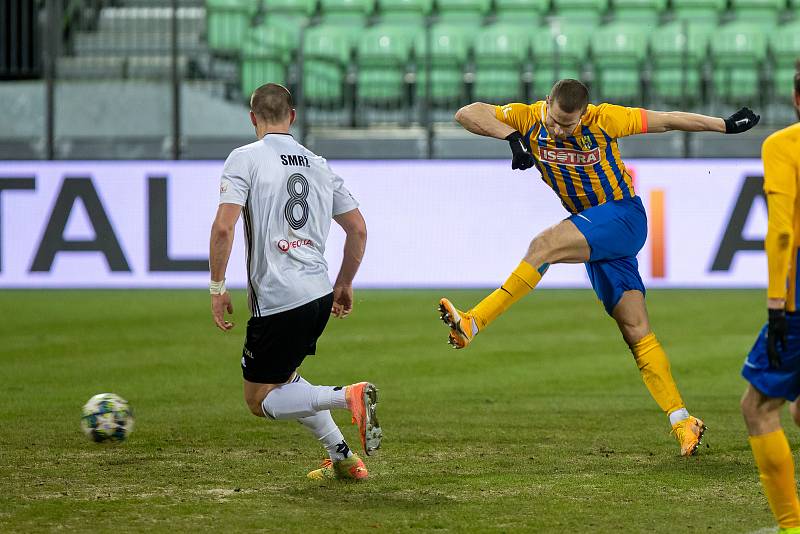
xmin=250 ymin=83 xmax=294 ymax=124
xmin=550 ymin=79 xmax=589 ymax=113
xmin=795 ymin=59 xmax=800 ymax=95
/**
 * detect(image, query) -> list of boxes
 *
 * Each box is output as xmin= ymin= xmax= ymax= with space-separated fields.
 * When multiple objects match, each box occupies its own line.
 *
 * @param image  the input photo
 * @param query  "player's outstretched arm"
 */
xmin=455 ymin=103 xmax=535 ymax=170
xmin=455 ymin=103 xmax=516 ymax=139
xmin=209 ymin=203 xmax=241 ymax=331
xmin=331 ymin=208 xmax=367 ymax=318
xmin=645 ymin=108 xmax=760 ymax=134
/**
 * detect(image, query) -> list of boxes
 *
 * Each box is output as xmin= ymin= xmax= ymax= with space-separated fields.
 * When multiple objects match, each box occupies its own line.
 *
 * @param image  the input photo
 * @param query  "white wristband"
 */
xmin=209 ymin=279 xmax=226 ymax=295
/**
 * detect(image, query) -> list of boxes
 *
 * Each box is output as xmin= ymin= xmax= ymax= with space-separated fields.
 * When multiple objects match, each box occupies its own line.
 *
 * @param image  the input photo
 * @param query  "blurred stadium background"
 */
xmin=2 ymin=0 xmax=799 ymax=161
xmin=3 ymin=3 xmax=800 ymax=531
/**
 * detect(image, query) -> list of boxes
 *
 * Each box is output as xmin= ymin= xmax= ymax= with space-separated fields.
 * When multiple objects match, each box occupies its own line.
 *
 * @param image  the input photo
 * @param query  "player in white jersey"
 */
xmin=209 ymin=84 xmax=382 ymax=481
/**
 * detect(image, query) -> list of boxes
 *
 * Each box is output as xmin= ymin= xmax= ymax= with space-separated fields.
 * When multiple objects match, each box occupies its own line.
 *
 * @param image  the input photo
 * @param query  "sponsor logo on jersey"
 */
xmin=277 ymin=238 xmax=313 ymax=252
xmin=220 ymin=179 xmax=229 ymax=193
xmin=538 ymin=146 xmax=601 ymax=167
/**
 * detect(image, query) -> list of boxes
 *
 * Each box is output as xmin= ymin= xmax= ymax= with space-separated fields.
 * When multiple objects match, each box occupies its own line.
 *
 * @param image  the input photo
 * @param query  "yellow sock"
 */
xmin=470 ymin=261 xmax=546 ymax=329
xmin=630 ymin=333 xmax=685 ymax=415
xmin=750 ymin=430 xmax=800 ymax=528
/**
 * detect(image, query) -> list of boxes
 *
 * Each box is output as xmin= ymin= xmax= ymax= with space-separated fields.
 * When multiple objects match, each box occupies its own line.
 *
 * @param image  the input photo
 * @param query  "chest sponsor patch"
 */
xmin=538 ymin=146 xmax=602 ymax=167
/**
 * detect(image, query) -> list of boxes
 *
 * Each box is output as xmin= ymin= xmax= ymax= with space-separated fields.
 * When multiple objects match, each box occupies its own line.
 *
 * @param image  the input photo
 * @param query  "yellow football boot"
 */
xmin=670 ymin=415 xmax=707 ymax=456
xmin=438 ymin=298 xmax=480 ymax=349
xmin=307 ymin=455 xmax=369 ymax=481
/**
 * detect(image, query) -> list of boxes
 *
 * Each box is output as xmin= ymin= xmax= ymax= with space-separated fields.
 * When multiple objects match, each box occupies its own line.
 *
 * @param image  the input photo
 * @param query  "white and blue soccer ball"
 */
xmin=81 ymin=393 xmax=134 ymax=443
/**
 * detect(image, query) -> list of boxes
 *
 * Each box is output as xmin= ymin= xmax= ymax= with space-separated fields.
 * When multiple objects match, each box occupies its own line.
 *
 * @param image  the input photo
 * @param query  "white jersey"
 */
xmin=218 ymin=133 xmax=358 ymax=317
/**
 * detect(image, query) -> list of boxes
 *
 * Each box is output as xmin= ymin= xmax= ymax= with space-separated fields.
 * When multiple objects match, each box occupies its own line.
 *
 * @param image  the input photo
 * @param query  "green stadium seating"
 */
xmin=206 ymin=0 xmax=254 ymax=53
xmin=710 ymin=22 xmax=768 ymax=101
xmin=472 ymin=24 xmax=529 ymax=102
xmin=303 ymin=25 xmax=353 ymax=104
xmin=319 ymin=0 xmax=373 ymax=26
xmin=672 ymin=0 xmax=725 ymax=25
xmin=770 ymin=22 xmax=800 ymax=98
xmin=730 ymin=0 xmax=784 ymax=27
xmin=552 ymin=0 xmax=608 ymax=26
xmin=591 ymin=23 xmax=648 ymax=100
xmin=356 ymin=25 xmax=415 ymax=103
xmin=436 ymin=0 xmax=491 ymax=26
xmin=494 ymin=0 xmax=548 ymax=25
xmin=263 ymin=0 xmax=316 ymax=18
xmin=415 ymin=24 xmax=471 ymax=102
xmin=240 ymin=28 xmax=292 ymax=100
xmin=378 ymin=0 xmax=433 ymax=25
xmin=649 ymin=22 xmax=711 ymax=102
xmin=531 ymin=23 xmax=589 ymax=96
xmin=261 ymin=0 xmax=316 ymax=42
xmin=612 ymin=0 xmax=666 ymax=26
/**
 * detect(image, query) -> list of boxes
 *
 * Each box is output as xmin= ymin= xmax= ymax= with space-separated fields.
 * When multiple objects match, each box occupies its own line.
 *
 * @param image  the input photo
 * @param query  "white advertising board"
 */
xmin=0 ymin=159 xmax=768 ymax=289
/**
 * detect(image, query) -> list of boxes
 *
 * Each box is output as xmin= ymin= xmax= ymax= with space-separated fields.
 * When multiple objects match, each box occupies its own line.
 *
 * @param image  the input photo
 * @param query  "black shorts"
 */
xmin=241 ymin=292 xmax=334 ymax=384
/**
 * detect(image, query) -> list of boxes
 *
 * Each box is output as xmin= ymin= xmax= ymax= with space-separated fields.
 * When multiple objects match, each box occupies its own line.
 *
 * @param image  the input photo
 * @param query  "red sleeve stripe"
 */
xmin=639 ymin=108 xmax=648 ymax=134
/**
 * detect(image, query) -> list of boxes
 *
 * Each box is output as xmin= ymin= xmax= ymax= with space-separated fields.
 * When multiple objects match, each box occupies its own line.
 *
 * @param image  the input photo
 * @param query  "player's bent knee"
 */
xmin=527 ymin=233 xmax=556 ymax=265
xmin=245 ymin=395 xmax=266 ymax=417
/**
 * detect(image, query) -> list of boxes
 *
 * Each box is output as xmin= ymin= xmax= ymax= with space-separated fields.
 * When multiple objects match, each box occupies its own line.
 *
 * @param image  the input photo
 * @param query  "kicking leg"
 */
xmin=244 ymin=375 xmax=382 ymax=456
xmin=439 ymin=219 xmax=590 ymax=349
xmin=742 ymin=385 xmax=800 ymax=530
xmin=613 ymin=290 xmax=705 ymax=456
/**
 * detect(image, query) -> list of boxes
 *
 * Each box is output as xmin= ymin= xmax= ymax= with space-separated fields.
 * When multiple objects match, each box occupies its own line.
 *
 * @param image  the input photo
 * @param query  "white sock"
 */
xmin=261 ymin=374 xmax=349 ymax=420
xmin=668 ymin=407 xmax=690 ymax=426
xmin=298 ymin=411 xmax=353 ymax=461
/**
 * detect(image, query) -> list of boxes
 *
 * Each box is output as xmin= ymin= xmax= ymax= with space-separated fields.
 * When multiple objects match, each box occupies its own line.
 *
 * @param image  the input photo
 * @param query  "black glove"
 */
xmin=724 ymin=107 xmax=760 ymax=134
xmin=767 ymin=308 xmax=788 ymax=368
xmin=506 ymin=131 xmax=535 ymax=170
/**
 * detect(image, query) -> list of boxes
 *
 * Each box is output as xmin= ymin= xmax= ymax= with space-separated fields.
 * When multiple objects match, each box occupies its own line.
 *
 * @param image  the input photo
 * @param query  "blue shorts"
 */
xmin=569 ymin=196 xmax=648 ymax=315
xmin=742 ymin=313 xmax=800 ymax=401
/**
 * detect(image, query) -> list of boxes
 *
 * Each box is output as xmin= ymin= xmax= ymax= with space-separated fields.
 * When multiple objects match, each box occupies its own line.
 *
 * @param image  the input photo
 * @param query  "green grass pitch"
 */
xmin=0 ymin=289 xmax=790 ymax=532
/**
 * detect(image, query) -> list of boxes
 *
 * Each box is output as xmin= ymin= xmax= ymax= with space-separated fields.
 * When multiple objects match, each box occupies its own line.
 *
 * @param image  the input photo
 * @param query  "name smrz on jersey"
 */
xmin=280 ymin=154 xmax=311 ymax=167
xmin=538 ymin=147 xmax=602 ymax=167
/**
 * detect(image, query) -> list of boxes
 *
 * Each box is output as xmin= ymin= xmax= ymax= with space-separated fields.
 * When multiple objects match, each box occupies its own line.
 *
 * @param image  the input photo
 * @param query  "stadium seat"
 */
xmin=671 ymin=0 xmax=725 ymax=25
xmin=378 ymin=0 xmax=433 ymax=25
xmin=769 ymin=22 xmax=800 ymax=98
xmin=436 ymin=0 xmax=491 ymax=26
xmin=414 ymin=24 xmax=471 ymax=103
xmin=710 ymin=22 xmax=768 ymax=102
xmin=552 ymin=0 xmax=608 ymax=26
xmin=263 ymin=0 xmax=316 ymax=19
xmin=530 ymin=23 xmax=589 ymax=96
xmin=649 ymin=22 xmax=710 ymax=103
xmin=260 ymin=0 xmax=316 ymax=43
xmin=206 ymin=0 xmax=254 ymax=53
xmin=303 ymin=25 xmax=354 ymax=104
xmin=590 ymin=23 xmax=648 ymax=101
xmin=494 ymin=0 xmax=548 ymax=25
xmin=356 ymin=25 xmax=415 ymax=104
xmin=319 ymin=0 xmax=373 ymax=26
xmin=730 ymin=0 xmax=784 ymax=27
xmin=611 ymin=0 xmax=666 ymax=26
xmin=472 ymin=24 xmax=529 ymax=102
xmin=240 ymin=29 xmax=292 ymax=101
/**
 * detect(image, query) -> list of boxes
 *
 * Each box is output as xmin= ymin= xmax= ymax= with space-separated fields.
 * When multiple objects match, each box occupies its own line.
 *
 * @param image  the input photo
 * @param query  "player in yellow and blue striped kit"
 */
xmin=740 ymin=62 xmax=800 ymax=534
xmin=438 ymin=79 xmax=759 ymax=456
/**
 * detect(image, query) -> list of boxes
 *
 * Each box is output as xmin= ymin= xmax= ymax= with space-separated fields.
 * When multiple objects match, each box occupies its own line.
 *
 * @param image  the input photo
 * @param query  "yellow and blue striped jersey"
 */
xmin=495 ymin=100 xmax=647 ymax=214
xmin=762 ymin=122 xmax=800 ymax=312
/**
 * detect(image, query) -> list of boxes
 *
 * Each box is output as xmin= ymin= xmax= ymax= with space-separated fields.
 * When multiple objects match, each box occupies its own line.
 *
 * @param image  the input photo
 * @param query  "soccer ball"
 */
xmin=81 ymin=393 xmax=134 ymax=443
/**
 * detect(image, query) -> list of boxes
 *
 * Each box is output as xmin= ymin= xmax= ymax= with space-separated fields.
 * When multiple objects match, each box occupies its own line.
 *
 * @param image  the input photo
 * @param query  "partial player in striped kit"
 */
xmin=740 ymin=62 xmax=800 ymax=534
xmin=209 ymin=83 xmax=381 ymax=481
xmin=438 ymin=78 xmax=759 ymax=456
